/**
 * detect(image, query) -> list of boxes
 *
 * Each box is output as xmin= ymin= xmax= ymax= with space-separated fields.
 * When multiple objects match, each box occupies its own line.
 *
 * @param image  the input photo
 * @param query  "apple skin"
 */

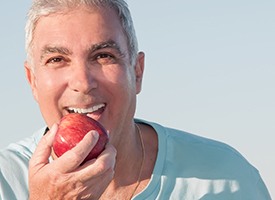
xmin=53 ymin=113 xmax=108 ymax=163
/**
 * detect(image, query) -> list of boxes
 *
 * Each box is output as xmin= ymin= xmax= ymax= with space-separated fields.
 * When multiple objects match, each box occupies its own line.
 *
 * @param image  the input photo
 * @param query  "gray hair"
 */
xmin=25 ymin=0 xmax=139 ymax=65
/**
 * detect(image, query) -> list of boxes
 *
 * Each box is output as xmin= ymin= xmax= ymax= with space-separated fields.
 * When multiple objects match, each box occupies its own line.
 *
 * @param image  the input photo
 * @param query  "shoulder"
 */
xmin=136 ymin=118 xmax=261 ymax=182
xmin=0 ymin=127 xmax=46 ymax=160
xmin=165 ymin=126 xmax=246 ymax=161
xmin=135 ymin=119 xmax=272 ymax=199
xmin=157 ymin=122 xmax=250 ymax=165
xmin=138 ymin=119 xmax=247 ymax=163
xmin=0 ymin=127 xmax=46 ymax=199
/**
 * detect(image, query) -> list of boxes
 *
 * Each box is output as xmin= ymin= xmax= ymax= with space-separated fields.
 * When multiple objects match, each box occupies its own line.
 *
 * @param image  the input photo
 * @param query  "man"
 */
xmin=0 ymin=0 xmax=271 ymax=199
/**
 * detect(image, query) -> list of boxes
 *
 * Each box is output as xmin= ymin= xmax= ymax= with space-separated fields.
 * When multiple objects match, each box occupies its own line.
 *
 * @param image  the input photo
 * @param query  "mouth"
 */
xmin=66 ymin=103 xmax=106 ymax=120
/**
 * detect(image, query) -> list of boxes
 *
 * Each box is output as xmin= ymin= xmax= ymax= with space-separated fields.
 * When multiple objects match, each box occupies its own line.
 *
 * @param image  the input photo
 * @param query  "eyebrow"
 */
xmin=89 ymin=40 xmax=124 ymax=56
xmin=40 ymin=46 xmax=72 ymax=61
xmin=40 ymin=40 xmax=124 ymax=61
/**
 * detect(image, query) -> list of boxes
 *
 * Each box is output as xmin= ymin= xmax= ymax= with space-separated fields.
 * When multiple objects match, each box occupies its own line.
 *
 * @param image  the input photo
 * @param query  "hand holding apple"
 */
xmin=29 ymin=122 xmax=116 ymax=200
xmin=53 ymin=113 xmax=109 ymax=163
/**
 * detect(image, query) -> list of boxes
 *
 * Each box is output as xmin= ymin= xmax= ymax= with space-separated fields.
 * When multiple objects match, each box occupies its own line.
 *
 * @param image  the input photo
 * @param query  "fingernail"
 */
xmin=91 ymin=130 xmax=99 ymax=140
xmin=107 ymin=130 xmax=110 ymax=138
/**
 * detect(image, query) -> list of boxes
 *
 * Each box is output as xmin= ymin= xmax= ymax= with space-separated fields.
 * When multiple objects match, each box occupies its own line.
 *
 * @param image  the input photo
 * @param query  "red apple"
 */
xmin=53 ymin=113 xmax=108 ymax=163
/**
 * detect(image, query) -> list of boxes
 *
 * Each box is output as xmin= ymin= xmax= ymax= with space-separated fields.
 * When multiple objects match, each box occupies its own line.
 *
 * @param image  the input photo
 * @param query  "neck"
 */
xmin=100 ymin=122 xmax=158 ymax=199
xmin=109 ymin=122 xmax=144 ymax=188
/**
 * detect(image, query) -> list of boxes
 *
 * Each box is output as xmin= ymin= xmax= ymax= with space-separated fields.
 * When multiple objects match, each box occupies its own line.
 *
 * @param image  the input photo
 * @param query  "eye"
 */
xmin=95 ymin=53 xmax=116 ymax=65
xmin=47 ymin=57 xmax=64 ymax=64
xmin=45 ymin=56 xmax=68 ymax=68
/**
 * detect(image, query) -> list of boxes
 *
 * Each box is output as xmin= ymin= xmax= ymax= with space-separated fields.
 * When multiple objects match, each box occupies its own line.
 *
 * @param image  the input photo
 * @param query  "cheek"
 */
xmin=103 ymin=67 xmax=137 ymax=110
xmin=103 ymin=66 xmax=135 ymax=87
xmin=34 ymin=70 xmax=66 ymax=109
xmin=34 ymin=71 xmax=67 ymax=126
xmin=36 ymin=73 xmax=61 ymax=97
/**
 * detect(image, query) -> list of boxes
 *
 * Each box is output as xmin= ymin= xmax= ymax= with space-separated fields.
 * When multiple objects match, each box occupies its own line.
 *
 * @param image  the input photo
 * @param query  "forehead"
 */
xmin=32 ymin=6 xmax=128 ymax=55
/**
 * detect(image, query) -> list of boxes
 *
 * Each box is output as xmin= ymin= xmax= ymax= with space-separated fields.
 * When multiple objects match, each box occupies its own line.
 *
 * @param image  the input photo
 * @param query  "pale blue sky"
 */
xmin=1 ymin=0 xmax=274 ymax=197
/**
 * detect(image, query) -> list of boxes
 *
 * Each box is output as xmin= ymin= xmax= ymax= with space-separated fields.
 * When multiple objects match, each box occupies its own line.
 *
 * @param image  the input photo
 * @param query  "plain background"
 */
xmin=0 ymin=0 xmax=274 ymax=198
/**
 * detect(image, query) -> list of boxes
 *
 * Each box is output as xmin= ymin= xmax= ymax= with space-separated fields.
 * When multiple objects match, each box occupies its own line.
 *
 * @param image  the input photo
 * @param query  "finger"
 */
xmin=79 ymin=143 xmax=116 ymax=171
xmin=29 ymin=123 xmax=58 ymax=170
xmin=76 ymin=143 xmax=117 ymax=182
xmin=94 ymin=143 xmax=117 ymax=171
xmin=51 ymin=130 xmax=99 ymax=173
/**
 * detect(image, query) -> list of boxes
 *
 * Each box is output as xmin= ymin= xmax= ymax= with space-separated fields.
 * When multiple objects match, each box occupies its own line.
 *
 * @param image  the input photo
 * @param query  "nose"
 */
xmin=68 ymin=63 xmax=97 ymax=94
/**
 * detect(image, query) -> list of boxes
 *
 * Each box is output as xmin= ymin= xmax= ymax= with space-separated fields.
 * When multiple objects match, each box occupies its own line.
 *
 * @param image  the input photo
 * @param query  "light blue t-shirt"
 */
xmin=0 ymin=119 xmax=271 ymax=200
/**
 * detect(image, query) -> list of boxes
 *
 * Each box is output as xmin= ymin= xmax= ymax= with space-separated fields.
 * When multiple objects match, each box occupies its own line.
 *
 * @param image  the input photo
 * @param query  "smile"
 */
xmin=67 ymin=103 xmax=106 ymax=114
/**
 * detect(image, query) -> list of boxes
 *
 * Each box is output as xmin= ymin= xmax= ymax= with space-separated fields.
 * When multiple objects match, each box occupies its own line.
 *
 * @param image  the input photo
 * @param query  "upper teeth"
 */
xmin=68 ymin=104 xmax=105 ymax=114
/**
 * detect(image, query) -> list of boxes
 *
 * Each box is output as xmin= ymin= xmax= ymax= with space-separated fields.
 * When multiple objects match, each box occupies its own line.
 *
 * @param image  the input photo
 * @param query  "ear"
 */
xmin=134 ymin=52 xmax=145 ymax=94
xmin=24 ymin=61 xmax=38 ymax=102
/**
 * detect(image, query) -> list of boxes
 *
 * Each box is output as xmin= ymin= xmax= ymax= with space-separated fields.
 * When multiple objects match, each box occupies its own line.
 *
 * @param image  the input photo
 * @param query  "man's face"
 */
xmin=25 ymin=6 xmax=144 ymax=137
